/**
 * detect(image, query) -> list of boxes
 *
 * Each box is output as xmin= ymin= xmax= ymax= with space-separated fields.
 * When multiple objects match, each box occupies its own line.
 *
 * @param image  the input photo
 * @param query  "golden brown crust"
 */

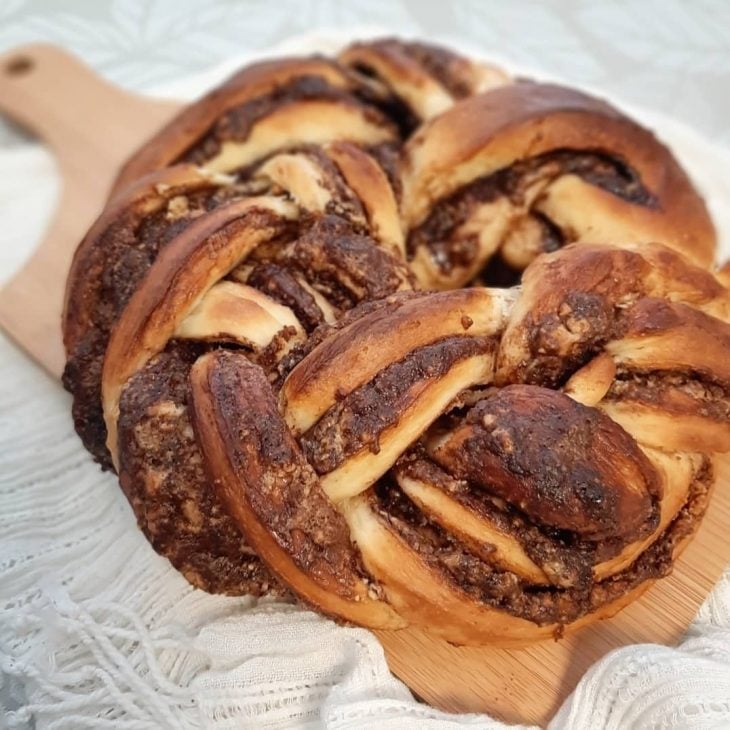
xmin=63 ymin=165 xmax=225 ymax=354
xmin=101 ymin=196 xmax=297 ymax=467
xmin=340 ymin=460 xmax=712 ymax=646
xmin=401 ymin=82 xmax=716 ymax=288
xmin=114 ymin=57 xmax=358 ymax=191
xmin=189 ymin=350 xmax=404 ymax=629
xmin=428 ymin=385 xmax=661 ymax=541
xmin=339 ymin=38 xmax=509 ymax=122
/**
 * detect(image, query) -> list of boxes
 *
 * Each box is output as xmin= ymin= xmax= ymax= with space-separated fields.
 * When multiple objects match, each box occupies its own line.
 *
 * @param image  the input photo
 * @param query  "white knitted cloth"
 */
xmin=2 ymin=34 xmax=730 ymax=730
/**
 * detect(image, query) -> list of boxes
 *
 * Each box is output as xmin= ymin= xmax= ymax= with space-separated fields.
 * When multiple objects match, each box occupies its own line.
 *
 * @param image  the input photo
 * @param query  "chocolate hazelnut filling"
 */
xmin=246 ymin=263 xmax=327 ymax=332
xmin=371 ymin=457 xmax=711 ymax=626
xmin=180 ymin=76 xmax=395 ymax=166
xmin=365 ymin=141 xmax=403 ymax=199
xmin=396 ymin=455 xmax=596 ymax=588
xmin=407 ymin=150 xmax=657 ymax=278
xmin=64 ymin=183 xmax=244 ymax=467
xmin=279 ymin=215 xmax=412 ymax=309
xmin=117 ymin=341 xmax=281 ymax=596
xmin=273 ymin=291 xmax=425 ymax=386
xmin=301 ymin=336 xmax=496 ymax=474
xmin=607 ymin=370 xmax=730 ymax=422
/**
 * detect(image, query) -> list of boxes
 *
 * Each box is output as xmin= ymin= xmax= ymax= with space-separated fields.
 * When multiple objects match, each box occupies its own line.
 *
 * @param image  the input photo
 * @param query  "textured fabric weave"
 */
xmin=1 ymin=33 xmax=730 ymax=730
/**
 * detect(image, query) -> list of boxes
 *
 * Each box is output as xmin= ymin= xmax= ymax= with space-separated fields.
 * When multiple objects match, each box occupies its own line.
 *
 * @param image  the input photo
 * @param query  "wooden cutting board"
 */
xmin=1 ymin=44 xmax=728 ymax=727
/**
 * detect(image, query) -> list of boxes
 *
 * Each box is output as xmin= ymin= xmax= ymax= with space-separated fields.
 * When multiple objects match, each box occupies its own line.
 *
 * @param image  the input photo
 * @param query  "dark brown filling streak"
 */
xmin=292 ymin=146 xmax=369 ymax=225
xmin=395 ymin=454 xmax=596 ymax=589
xmin=364 ymin=141 xmax=403 ymax=200
xmin=277 ymin=214 xmax=412 ymax=310
xmin=246 ymin=263 xmax=329 ymax=333
xmin=299 ymin=335 xmax=496 ymax=475
xmin=63 ymin=183 xmax=247 ymax=469
xmin=407 ymin=149 xmax=658 ymax=282
xmin=506 ymin=288 xmax=631 ymax=389
xmin=273 ymin=290 xmax=424 ymax=387
xmin=116 ymin=340 xmax=283 ymax=596
xmin=345 ymin=62 xmax=422 ymax=137
xmin=606 ymin=369 xmax=730 ymax=421
xmin=397 ymin=40 xmax=478 ymax=99
xmin=178 ymin=75 xmax=397 ymax=166
xmin=371 ymin=457 xmax=712 ymax=627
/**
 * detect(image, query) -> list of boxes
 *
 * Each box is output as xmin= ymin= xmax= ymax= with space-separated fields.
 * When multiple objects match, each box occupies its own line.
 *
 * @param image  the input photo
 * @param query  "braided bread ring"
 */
xmin=63 ymin=38 xmax=729 ymax=643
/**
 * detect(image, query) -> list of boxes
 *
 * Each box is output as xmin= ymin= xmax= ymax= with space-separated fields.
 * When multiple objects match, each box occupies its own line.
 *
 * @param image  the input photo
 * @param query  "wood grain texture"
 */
xmin=0 ymin=44 xmax=727 ymax=727
xmin=0 ymin=44 xmax=181 ymax=378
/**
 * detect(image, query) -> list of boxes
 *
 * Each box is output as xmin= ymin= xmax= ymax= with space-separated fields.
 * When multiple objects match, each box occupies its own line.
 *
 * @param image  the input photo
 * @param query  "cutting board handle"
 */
xmin=0 ymin=44 xmax=180 ymax=177
xmin=0 ymin=44 xmax=182 ymax=378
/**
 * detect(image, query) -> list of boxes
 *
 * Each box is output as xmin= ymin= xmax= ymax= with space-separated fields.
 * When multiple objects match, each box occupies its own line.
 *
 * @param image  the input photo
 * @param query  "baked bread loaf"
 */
xmin=63 ymin=38 xmax=730 ymax=644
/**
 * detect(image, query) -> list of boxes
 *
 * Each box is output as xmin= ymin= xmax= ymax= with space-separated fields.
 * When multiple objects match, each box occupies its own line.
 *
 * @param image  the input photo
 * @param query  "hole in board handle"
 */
xmin=4 ymin=55 xmax=35 ymax=77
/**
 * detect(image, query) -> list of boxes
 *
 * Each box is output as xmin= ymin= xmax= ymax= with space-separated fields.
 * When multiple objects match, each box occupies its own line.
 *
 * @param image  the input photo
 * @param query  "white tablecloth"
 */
xmin=2 ymin=11 xmax=730 ymax=730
